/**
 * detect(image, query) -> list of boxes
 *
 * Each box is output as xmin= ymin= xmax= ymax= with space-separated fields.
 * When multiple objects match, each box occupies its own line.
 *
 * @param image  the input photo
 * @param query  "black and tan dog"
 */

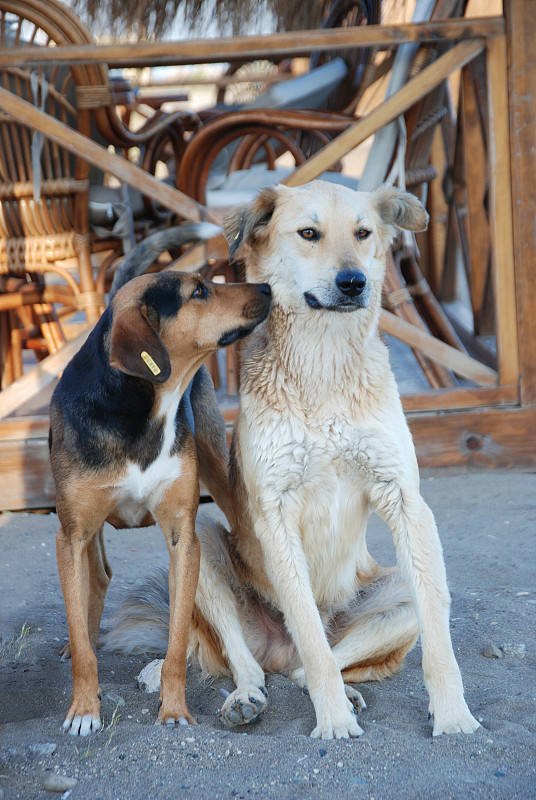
xmin=49 ymin=223 xmax=271 ymax=736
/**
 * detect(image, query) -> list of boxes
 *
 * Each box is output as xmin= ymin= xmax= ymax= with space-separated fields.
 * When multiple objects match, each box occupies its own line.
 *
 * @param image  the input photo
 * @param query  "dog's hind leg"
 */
xmin=193 ymin=514 xmax=268 ymax=726
xmin=86 ymin=527 xmax=113 ymax=651
xmin=60 ymin=527 xmax=112 ymax=660
xmin=191 ymin=367 xmax=236 ymax=528
xmin=334 ymin=568 xmax=418 ymax=684
xmin=289 ymin=568 xmax=418 ymax=711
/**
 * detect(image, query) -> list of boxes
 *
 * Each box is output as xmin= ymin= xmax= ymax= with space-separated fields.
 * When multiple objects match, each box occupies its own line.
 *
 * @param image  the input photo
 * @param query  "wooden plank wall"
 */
xmin=505 ymin=0 xmax=536 ymax=408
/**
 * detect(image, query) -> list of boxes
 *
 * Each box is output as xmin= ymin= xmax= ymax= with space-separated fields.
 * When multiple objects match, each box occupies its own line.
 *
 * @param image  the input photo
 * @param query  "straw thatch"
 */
xmin=73 ymin=0 xmax=333 ymax=39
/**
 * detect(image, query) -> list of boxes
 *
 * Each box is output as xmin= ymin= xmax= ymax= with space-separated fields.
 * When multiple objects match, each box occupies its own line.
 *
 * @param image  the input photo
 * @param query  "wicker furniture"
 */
xmin=0 ymin=0 xmax=196 ymax=387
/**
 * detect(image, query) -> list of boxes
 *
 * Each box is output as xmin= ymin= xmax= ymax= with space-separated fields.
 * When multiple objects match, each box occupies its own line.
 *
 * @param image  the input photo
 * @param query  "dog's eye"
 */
xmin=356 ymin=228 xmax=372 ymax=241
xmin=191 ymin=282 xmax=207 ymax=299
xmin=298 ymin=228 xmax=319 ymax=241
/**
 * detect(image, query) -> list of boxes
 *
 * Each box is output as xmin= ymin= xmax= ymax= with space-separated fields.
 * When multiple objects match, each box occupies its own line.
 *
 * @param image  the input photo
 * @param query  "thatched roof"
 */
xmin=73 ymin=0 xmax=334 ymax=39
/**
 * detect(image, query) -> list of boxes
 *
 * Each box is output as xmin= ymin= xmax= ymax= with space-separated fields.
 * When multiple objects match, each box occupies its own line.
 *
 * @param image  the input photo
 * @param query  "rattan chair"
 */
xmin=0 ymin=0 xmax=195 ymax=388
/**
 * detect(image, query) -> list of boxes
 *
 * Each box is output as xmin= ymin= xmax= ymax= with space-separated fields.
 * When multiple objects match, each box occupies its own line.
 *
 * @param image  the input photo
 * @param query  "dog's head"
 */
xmin=224 ymin=181 xmax=428 ymax=314
xmin=108 ymin=272 xmax=271 ymax=383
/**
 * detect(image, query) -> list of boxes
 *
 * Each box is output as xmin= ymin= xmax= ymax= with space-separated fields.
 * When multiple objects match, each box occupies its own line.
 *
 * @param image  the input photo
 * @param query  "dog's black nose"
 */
xmin=258 ymin=283 xmax=272 ymax=297
xmin=335 ymin=270 xmax=367 ymax=298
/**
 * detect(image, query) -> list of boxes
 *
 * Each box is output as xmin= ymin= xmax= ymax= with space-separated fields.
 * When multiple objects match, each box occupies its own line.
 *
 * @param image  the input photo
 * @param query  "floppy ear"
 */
xmin=373 ymin=184 xmax=429 ymax=232
xmin=224 ymin=185 xmax=281 ymax=262
xmin=109 ymin=304 xmax=171 ymax=383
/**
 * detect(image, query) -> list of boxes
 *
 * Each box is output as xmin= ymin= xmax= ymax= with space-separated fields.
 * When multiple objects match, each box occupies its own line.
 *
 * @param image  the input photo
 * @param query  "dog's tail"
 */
xmin=102 ymin=567 xmax=170 ymax=655
xmin=109 ymin=221 xmax=222 ymax=299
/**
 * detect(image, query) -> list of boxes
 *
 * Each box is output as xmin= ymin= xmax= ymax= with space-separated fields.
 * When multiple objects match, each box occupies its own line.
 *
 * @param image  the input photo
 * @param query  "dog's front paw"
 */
xmin=62 ymin=713 xmax=102 ymax=736
xmin=220 ymin=685 xmax=268 ymax=726
xmin=62 ymin=695 xmax=102 ymax=737
xmin=310 ymin=688 xmax=364 ymax=740
xmin=310 ymin=706 xmax=364 ymax=740
xmin=429 ymin=698 xmax=480 ymax=736
xmin=156 ymin=701 xmax=196 ymax=727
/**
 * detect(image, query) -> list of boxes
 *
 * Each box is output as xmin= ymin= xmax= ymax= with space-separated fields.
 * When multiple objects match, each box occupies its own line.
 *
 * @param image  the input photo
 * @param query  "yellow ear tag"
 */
xmin=140 ymin=351 xmax=161 ymax=376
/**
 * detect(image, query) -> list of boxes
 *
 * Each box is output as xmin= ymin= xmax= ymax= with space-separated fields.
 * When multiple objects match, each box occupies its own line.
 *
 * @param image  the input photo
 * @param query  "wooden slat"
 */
xmin=0 ymin=433 xmax=55 ymax=510
xmin=380 ymin=309 xmax=498 ymax=386
xmin=168 ymin=238 xmax=229 ymax=274
xmin=4 ymin=403 xmax=536 ymax=511
xmin=409 ymin=406 xmax=536 ymax=468
xmin=0 ymin=327 xmax=93 ymax=420
xmin=0 ymin=86 xmax=225 ymax=231
xmin=0 ymin=416 xmax=50 ymax=440
xmin=401 ymin=385 xmax=518 ymax=413
xmin=461 ymin=62 xmax=491 ymax=334
xmin=505 ymin=0 xmax=536 ymax=406
xmin=0 ymin=19 xmax=504 ymax=69
xmin=284 ymin=38 xmax=485 ymax=187
xmin=485 ymin=33 xmax=519 ymax=388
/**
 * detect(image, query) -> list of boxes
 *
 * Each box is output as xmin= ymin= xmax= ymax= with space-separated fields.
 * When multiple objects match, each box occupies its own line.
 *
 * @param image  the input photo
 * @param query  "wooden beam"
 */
xmin=505 ymin=0 xmax=536 ymax=406
xmin=380 ymin=309 xmax=498 ymax=386
xmin=401 ymin=385 xmax=518 ymax=413
xmin=0 ymin=327 xmax=93 ymax=421
xmin=284 ymin=38 xmax=485 ymax=187
xmin=4 ymin=402 xmax=536 ymax=511
xmin=409 ymin=406 xmax=536 ymax=468
xmin=0 ymin=19 xmax=504 ymax=69
xmin=485 ymin=33 xmax=519 ymax=387
xmin=0 ymin=86 xmax=225 ymax=231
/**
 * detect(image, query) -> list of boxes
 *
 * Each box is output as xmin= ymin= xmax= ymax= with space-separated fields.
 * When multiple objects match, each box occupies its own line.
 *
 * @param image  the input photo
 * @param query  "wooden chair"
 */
xmin=174 ymin=0 xmax=479 ymax=395
xmin=0 ymin=0 xmax=196 ymax=388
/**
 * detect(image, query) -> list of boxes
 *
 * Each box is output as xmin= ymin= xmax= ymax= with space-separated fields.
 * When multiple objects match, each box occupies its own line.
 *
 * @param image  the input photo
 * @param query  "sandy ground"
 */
xmin=1 ymin=470 xmax=535 ymax=800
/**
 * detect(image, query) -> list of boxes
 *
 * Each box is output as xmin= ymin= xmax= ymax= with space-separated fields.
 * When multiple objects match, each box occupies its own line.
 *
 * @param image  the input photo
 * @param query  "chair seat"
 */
xmin=246 ymin=58 xmax=348 ymax=111
xmin=205 ymin=164 xmax=359 ymax=208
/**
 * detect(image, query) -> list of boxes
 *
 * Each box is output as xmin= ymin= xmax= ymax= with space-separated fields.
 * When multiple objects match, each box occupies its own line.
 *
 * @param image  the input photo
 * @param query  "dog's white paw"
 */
xmin=310 ymin=706 xmax=364 ymax=740
xmin=62 ymin=713 xmax=102 ymax=737
xmin=429 ymin=698 xmax=480 ymax=736
xmin=220 ymin=685 xmax=268 ymax=726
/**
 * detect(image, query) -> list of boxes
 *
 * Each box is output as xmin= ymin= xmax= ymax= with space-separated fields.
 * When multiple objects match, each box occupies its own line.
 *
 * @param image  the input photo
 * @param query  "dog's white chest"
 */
xmin=113 ymin=391 xmax=183 ymax=524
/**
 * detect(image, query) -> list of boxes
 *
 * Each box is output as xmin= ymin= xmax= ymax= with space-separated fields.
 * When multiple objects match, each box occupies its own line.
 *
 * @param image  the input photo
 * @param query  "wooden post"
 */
xmin=485 ymin=32 xmax=519 ymax=387
xmin=505 ymin=0 xmax=536 ymax=407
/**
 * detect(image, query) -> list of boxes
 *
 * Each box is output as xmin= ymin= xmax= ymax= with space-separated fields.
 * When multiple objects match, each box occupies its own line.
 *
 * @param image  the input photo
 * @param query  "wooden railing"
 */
xmin=0 ymin=7 xmax=535 ymax=511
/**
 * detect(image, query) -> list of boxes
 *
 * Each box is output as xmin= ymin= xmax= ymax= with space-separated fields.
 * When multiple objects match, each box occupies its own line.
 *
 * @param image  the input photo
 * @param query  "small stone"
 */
xmin=501 ymin=643 xmax=526 ymax=658
xmin=482 ymin=645 xmax=503 ymax=659
xmin=42 ymin=773 xmax=78 ymax=793
xmin=105 ymin=692 xmax=125 ymax=706
xmin=4 ymin=746 xmax=26 ymax=762
xmin=137 ymin=659 xmax=163 ymax=693
xmin=516 ymin=592 xmax=530 ymax=597
xmin=28 ymin=743 xmax=57 ymax=758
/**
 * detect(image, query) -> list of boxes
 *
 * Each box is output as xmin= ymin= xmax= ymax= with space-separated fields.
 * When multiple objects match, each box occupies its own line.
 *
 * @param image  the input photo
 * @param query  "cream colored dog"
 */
xmin=108 ymin=181 xmax=479 ymax=740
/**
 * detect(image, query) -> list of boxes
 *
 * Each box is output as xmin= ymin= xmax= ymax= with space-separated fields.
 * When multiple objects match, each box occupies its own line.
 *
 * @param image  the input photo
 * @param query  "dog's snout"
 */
xmin=335 ymin=270 xmax=367 ymax=298
xmin=258 ymin=283 xmax=272 ymax=298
